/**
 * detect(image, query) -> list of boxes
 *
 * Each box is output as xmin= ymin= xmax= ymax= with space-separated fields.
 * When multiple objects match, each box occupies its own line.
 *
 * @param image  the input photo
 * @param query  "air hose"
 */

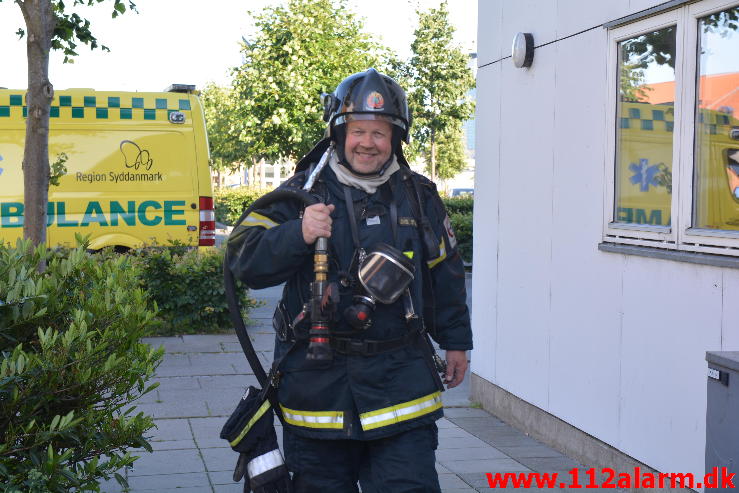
xmin=223 ymin=186 xmax=321 ymax=389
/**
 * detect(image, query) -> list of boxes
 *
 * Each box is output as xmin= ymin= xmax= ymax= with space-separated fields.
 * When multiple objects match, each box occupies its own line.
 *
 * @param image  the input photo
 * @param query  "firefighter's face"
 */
xmin=345 ymin=119 xmax=393 ymax=174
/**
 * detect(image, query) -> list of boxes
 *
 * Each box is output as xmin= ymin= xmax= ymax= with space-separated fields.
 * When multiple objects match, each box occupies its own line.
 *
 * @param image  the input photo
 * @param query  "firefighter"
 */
xmin=227 ymin=68 xmax=472 ymax=492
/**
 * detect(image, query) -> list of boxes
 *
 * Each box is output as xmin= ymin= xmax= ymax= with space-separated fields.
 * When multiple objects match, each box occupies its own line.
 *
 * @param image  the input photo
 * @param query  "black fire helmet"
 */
xmin=321 ymin=68 xmax=411 ymax=176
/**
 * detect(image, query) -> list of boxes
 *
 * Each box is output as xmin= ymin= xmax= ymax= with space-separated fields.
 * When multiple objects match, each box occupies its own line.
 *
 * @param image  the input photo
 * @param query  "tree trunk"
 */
xmin=430 ymin=128 xmax=437 ymax=182
xmin=18 ymin=0 xmax=56 ymax=248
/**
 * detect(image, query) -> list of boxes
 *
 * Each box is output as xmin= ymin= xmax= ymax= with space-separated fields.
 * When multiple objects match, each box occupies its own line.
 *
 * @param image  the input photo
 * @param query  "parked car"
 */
xmin=451 ymin=188 xmax=474 ymax=197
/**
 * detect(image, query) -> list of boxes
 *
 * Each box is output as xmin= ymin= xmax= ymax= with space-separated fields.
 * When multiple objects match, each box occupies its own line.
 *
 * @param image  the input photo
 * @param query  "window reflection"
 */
xmin=693 ymin=6 xmax=739 ymax=231
xmin=615 ymin=26 xmax=676 ymax=227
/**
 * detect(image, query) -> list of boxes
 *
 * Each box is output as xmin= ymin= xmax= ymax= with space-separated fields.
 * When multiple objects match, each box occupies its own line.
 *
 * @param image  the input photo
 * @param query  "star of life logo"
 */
xmin=629 ymin=158 xmax=660 ymax=192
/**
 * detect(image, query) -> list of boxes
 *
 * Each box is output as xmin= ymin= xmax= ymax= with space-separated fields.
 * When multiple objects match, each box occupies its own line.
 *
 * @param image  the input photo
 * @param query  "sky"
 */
xmin=0 ymin=0 xmax=477 ymax=92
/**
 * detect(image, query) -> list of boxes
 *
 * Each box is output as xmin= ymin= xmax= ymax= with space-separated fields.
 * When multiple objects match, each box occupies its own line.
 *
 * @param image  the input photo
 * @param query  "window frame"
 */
xmin=603 ymin=0 xmax=739 ymax=255
xmin=679 ymin=0 xmax=739 ymax=253
xmin=604 ymin=9 xmax=683 ymax=247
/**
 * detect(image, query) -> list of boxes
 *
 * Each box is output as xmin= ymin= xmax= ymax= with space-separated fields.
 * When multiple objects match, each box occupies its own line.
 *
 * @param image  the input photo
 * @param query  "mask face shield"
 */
xmin=357 ymin=243 xmax=415 ymax=305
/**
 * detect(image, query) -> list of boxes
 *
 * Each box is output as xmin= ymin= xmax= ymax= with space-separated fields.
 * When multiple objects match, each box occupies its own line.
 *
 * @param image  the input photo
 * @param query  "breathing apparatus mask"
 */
xmin=343 ymin=243 xmax=415 ymax=330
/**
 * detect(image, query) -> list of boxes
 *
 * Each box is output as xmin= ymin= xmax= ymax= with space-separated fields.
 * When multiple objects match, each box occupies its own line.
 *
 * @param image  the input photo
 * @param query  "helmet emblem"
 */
xmin=365 ymin=91 xmax=384 ymax=110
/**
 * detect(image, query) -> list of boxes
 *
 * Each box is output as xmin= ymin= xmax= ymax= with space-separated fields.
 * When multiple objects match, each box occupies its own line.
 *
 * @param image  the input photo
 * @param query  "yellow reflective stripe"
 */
xmin=243 ymin=212 xmax=279 ymax=229
xmin=230 ymin=399 xmax=271 ymax=448
xmin=279 ymin=405 xmax=344 ymax=429
xmin=426 ymin=238 xmax=447 ymax=269
xmin=403 ymin=250 xmax=414 ymax=259
xmin=359 ymin=392 xmax=443 ymax=431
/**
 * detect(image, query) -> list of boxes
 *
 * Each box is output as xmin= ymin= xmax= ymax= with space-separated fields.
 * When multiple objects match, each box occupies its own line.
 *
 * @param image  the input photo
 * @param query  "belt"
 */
xmin=330 ymin=333 xmax=417 ymax=356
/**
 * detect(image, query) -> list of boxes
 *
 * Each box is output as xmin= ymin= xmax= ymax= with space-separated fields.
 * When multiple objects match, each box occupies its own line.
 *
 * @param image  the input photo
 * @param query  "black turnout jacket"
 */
xmin=227 ymin=162 xmax=472 ymax=440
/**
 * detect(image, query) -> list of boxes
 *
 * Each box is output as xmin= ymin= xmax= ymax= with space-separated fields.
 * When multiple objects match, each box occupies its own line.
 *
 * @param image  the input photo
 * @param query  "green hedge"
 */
xmin=449 ymin=212 xmax=473 ymax=264
xmin=0 ymin=241 xmax=162 ymax=492
xmin=442 ymin=197 xmax=473 ymax=264
xmin=441 ymin=196 xmax=474 ymax=215
xmin=129 ymin=245 xmax=258 ymax=336
xmin=214 ymin=187 xmax=269 ymax=226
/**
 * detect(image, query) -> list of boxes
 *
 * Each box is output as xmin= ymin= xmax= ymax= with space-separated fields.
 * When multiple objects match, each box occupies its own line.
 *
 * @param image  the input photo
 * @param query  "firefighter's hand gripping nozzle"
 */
xmin=304 ymin=145 xmax=335 ymax=361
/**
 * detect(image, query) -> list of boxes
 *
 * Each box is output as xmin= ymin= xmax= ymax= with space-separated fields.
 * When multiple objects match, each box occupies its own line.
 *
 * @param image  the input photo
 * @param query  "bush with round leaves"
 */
xmin=0 ymin=240 xmax=163 ymax=492
xmin=131 ymin=245 xmax=257 ymax=336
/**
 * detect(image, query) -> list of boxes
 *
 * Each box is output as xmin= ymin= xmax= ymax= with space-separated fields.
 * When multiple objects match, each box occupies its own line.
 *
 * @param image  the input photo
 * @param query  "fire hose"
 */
xmin=223 ymin=146 xmax=334 ymax=396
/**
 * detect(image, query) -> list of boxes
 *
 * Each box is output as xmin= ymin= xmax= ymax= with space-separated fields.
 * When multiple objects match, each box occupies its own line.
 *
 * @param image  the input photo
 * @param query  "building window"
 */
xmin=693 ymin=5 xmax=739 ymax=232
xmin=614 ymin=25 xmax=676 ymax=229
xmin=605 ymin=1 xmax=739 ymax=254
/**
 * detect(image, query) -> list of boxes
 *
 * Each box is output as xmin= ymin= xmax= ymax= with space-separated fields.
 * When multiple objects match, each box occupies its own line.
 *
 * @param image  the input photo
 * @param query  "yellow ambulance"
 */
xmin=0 ymin=85 xmax=215 ymax=249
xmin=616 ymin=101 xmax=739 ymax=230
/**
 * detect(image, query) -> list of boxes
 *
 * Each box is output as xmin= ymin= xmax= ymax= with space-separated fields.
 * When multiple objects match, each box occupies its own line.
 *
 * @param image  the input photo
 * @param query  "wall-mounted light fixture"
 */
xmin=512 ymin=32 xmax=534 ymax=68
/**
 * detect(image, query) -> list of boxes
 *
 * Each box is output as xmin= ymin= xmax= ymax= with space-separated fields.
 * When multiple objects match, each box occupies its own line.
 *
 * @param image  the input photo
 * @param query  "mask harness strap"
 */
xmin=383 ymin=174 xmax=400 ymax=246
xmin=342 ymin=185 xmax=364 ymax=260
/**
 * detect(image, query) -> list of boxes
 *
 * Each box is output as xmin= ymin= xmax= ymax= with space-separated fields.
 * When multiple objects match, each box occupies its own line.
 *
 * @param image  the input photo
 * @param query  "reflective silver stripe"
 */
xmin=243 ymin=212 xmax=279 ymax=229
xmin=280 ymin=405 xmax=344 ymax=429
xmin=247 ymin=449 xmax=284 ymax=478
xmin=360 ymin=392 xmax=443 ymax=431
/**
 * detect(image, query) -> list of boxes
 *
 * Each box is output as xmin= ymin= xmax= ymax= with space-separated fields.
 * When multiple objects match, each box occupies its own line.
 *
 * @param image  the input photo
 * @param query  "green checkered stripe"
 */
xmin=0 ymin=93 xmax=191 ymax=120
xmin=619 ymin=106 xmax=738 ymax=134
xmin=696 ymin=109 xmax=738 ymax=135
xmin=619 ymin=107 xmax=675 ymax=132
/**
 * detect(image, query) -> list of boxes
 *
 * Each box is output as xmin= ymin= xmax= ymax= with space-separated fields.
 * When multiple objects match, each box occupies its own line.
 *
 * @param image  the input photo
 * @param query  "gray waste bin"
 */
xmin=705 ymin=351 xmax=739 ymax=492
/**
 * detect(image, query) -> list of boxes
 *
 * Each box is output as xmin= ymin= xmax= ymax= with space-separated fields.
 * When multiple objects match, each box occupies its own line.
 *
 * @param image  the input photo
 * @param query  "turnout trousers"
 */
xmin=283 ymin=423 xmax=441 ymax=492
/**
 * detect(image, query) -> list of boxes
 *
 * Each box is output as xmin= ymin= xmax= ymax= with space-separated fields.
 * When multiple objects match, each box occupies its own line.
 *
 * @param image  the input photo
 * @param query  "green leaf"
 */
xmin=114 ymin=472 xmax=129 ymax=488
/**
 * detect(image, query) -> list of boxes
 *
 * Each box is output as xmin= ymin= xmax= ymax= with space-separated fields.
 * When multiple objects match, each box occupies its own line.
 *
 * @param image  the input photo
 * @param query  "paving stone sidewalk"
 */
xmin=103 ymin=278 xmax=584 ymax=492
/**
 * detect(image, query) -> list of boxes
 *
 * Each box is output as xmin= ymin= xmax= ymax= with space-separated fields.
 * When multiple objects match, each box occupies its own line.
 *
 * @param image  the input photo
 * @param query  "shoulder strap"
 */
xmin=398 ymin=169 xmax=440 ymax=338
xmin=401 ymin=170 xmax=441 ymax=260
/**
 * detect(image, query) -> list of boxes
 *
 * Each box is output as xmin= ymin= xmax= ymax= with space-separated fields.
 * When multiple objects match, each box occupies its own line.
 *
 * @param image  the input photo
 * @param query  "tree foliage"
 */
xmin=404 ymin=1 xmax=474 ymax=181
xmin=201 ymin=83 xmax=248 ymax=174
xmin=620 ymin=6 xmax=738 ymax=100
xmin=230 ymin=0 xmax=393 ymax=163
xmin=11 ymin=0 xmax=137 ymax=63
xmin=427 ymin=124 xmax=467 ymax=180
xmin=4 ymin=0 xmax=136 ymax=248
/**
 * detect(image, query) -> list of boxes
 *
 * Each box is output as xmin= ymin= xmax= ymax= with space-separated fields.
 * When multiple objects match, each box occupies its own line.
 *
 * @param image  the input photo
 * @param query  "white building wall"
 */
xmin=474 ymin=0 xmax=734 ymax=479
